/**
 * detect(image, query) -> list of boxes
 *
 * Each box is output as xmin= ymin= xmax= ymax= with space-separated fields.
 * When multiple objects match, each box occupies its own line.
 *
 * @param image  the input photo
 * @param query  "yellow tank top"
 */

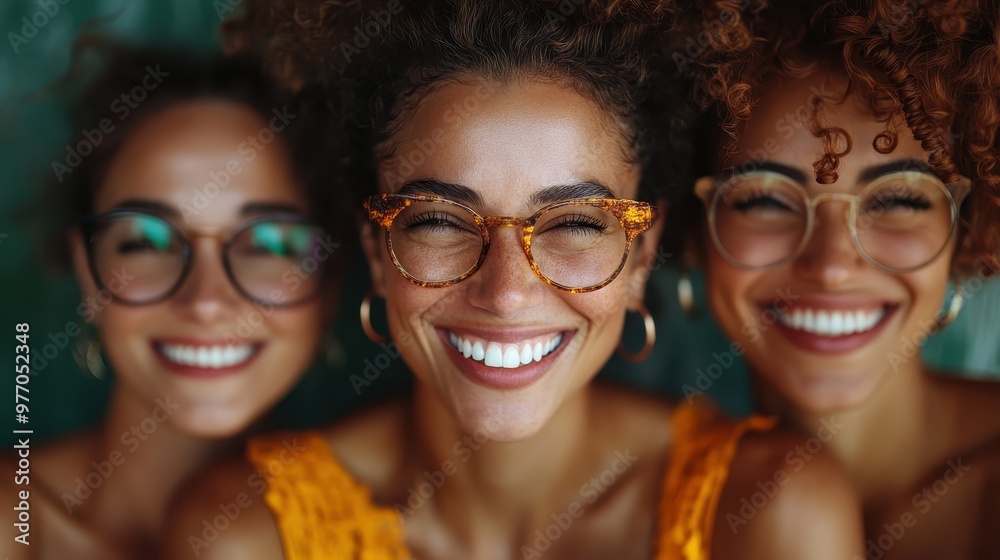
xmin=247 ymin=402 xmax=775 ymax=560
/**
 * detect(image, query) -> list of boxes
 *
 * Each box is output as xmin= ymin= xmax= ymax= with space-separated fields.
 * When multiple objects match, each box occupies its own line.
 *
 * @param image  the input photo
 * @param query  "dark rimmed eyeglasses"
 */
xmin=364 ymin=194 xmax=658 ymax=293
xmin=79 ymin=209 xmax=330 ymax=306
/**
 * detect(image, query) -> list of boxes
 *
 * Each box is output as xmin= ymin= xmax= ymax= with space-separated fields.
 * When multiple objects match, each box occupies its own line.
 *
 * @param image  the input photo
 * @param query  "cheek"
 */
xmin=703 ymin=253 xmax=755 ymax=334
xmin=266 ymin=306 xmax=326 ymax=346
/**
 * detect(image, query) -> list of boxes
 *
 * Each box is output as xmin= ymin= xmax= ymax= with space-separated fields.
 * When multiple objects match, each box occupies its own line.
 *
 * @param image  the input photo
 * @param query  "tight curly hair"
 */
xmin=665 ymin=0 xmax=1000 ymax=276
xmin=224 ymin=0 xmax=691 ymax=208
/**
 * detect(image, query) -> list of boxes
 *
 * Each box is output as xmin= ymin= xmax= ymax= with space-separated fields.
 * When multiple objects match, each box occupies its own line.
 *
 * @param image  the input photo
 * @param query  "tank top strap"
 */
xmin=247 ymin=431 xmax=409 ymax=560
xmin=654 ymin=403 xmax=777 ymax=559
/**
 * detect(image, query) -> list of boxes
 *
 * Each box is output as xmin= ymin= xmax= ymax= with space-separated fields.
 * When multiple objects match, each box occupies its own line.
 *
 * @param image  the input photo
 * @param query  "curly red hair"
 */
xmin=670 ymin=0 xmax=1000 ymax=276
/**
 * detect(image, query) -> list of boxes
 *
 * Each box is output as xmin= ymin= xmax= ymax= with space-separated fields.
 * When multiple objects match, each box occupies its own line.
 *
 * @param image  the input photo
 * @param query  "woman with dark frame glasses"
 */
xmin=1 ymin=43 xmax=339 ymax=559
xmin=166 ymin=1 xmax=864 ymax=558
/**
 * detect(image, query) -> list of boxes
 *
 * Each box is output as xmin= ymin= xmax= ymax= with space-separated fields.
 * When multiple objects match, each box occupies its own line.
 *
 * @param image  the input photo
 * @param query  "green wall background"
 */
xmin=1 ymin=0 xmax=997 ymax=447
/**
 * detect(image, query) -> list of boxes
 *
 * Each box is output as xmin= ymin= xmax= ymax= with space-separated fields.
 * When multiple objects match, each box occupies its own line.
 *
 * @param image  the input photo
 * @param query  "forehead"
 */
xmin=733 ymin=74 xmax=930 ymax=183
xmin=379 ymin=78 xmax=640 ymax=203
xmin=95 ymin=100 xmax=306 ymax=224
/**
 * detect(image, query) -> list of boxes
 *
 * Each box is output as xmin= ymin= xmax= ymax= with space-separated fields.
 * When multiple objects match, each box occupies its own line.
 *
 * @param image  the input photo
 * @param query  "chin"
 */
xmin=448 ymin=395 xmax=556 ymax=442
xmin=171 ymin=405 xmax=252 ymax=439
xmin=775 ymin=368 xmax=883 ymax=414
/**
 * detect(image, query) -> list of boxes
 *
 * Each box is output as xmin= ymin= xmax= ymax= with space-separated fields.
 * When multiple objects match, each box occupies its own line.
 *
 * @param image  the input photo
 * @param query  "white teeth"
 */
xmin=449 ymin=332 xmax=564 ymax=369
xmin=484 ymin=343 xmax=504 ymax=368
xmin=502 ymin=346 xmax=521 ymax=369
xmin=519 ymin=344 xmax=533 ymax=365
xmin=777 ymin=307 xmax=886 ymax=337
xmin=159 ymin=343 xmax=255 ymax=368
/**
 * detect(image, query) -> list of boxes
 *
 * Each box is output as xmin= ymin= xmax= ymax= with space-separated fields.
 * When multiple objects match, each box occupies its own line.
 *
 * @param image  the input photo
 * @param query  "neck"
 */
xmin=89 ymin=386 xmax=235 ymax=550
xmin=407 ymin=382 xmax=596 ymax=556
xmin=753 ymin=357 xmax=935 ymax=502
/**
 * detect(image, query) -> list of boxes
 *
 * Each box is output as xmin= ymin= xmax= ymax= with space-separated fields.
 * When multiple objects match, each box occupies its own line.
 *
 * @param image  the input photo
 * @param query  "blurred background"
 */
xmin=1 ymin=0 xmax=998 ymax=447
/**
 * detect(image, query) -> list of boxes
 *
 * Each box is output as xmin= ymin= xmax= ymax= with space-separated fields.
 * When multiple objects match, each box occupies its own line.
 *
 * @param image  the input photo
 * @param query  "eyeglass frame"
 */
xmin=694 ymin=170 xmax=972 ymax=275
xmin=364 ymin=194 xmax=659 ymax=293
xmin=78 ymin=208 xmax=329 ymax=307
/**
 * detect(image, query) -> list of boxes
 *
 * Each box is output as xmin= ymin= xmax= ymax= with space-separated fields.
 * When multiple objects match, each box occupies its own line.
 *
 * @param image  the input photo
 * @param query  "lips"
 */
xmin=447 ymin=331 xmax=564 ymax=369
xmin=761 ymin=297 xmax=899 ymax=354
xmin=437 ymin=328 xmax=573 ymax=390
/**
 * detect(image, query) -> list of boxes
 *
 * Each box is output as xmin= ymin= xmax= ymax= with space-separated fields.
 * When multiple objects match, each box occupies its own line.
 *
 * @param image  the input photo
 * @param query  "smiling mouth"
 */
xmin=773 ymin=306 xmax=892 ymax=337
xmin=154 ymin=342 xmax=261 ymax=369
xmin=447 ymin=331 xmax=564 ymax=369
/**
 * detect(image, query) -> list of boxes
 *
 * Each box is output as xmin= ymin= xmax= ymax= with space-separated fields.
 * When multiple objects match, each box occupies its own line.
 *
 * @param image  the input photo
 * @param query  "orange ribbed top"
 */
xmin=247 ymin=402 xmax=775 ymax=560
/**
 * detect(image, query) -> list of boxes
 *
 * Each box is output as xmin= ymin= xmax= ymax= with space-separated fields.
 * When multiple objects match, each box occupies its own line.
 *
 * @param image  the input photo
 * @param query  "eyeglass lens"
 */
xmin=387 ymin=200 xmax=627 ymax=288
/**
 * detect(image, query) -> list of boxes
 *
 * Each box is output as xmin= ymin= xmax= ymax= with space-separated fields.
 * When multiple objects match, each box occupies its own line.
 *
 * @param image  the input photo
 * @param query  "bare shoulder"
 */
xmin=713 ymin=428 xmax=864 ymax=560
xmin=932 ymin=374 xmax=1000 ymax=440
xmin=163 ymin=456 xmax=283 ymax=560
xmin=321 ymin=396 xmax=412 ymax=492
xmin=593 ymin=382 xmax=674 ymax=452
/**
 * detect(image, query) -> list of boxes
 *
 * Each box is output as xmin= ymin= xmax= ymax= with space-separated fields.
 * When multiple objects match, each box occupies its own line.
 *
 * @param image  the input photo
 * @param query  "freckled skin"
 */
xmin=701 ymin=73 xmax=1000 ymax=560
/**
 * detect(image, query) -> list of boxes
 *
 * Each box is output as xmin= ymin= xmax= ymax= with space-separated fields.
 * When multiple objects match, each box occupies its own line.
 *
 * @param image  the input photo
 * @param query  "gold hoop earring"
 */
xmin=933 ymin=283 xmax=965 ymax=333
xmin=677 ymin=270 xmax=698 ymax=319
xmin=617 ymin=301 xmax=655 ymax=363
xmin=360 ymin=289 xmax=389 ymax=344
xmin=72 ymin=325 xmax=106 ymax=379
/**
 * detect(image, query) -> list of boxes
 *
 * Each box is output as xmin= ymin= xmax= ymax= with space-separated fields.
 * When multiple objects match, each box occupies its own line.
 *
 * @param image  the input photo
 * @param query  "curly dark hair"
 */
xmin=664 ymin=0 xmax=1000 ymax=276
xmin=43 ymin=38 xmax=340 ymax=265
xmin=224 ymin=0 xmax=692 ymax=208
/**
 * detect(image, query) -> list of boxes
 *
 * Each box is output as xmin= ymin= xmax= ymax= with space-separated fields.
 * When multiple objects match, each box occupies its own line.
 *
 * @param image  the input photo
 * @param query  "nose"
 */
xmin=792 ymin=199 xmax=865 ymax=287
xmin=171 ymin=238 xmax=243 ymax=324
xmin=465 ymin=228 xmax=544 ymax=318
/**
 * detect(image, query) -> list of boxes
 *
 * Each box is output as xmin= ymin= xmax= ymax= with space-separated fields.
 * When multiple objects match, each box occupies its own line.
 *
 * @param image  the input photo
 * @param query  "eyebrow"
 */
xmin=727 ymin=162 xmax=809 ymax=184
xmin=858 ymin=159 xmax=933 ymax=183
xmin=113 ymin=198 xmax=179 ymax=217
xmin=397 ymin=179 xmax=617 ymax=208
xmin=111 ymin=199 xmax=304 ymax=220
xmin=240 ymin=202 xmax=305 ymax=217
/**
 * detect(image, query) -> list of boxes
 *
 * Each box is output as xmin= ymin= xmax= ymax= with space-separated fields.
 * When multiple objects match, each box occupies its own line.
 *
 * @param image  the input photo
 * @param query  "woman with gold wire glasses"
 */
xmin=669 ymin=0 xmax=1000 ymax=557
xmin=166 ymin=1 xmax=863 ymax=558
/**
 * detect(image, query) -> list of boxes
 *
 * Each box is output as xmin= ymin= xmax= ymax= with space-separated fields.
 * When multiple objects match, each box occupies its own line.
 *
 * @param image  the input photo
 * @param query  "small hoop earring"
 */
xmin=617 ymin=301 xmax=655 ymax=363
xmin=360 ymin=289 xmax=389 ymax=344
xmin=677 ymin=270 xmax=698 ymax=319
xmin=72 ymin=325 xmax=106 ymax=379
xmin=933 ymin=283 xmax=965 ymax=333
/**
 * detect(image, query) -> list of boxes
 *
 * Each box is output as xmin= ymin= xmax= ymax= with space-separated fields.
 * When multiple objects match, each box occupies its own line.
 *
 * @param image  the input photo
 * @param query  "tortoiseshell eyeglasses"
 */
xmin=364 ymin=194 xmax=658 ymax=293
